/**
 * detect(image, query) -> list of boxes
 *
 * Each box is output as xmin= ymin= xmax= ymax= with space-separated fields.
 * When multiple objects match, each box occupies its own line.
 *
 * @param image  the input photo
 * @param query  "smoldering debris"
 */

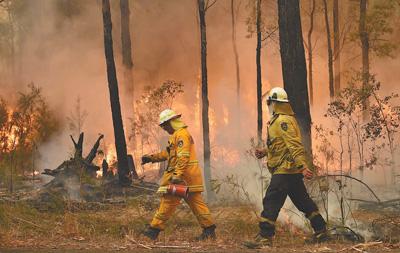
xmin=31 ymin=132 xmax=157 ymax=211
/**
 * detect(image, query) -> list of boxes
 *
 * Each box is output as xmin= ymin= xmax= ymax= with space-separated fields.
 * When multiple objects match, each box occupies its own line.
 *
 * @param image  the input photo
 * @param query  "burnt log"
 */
xmin=43 ymin=133 xmax=104 ymax=177
xmin=70 ymin=132 xmax=84 ymax=159
xmin=102 ymin=159 xmax=109 ymax=177
xmin=43 ymin=161 xmax=67 ymax=176
xmin=85 ymin=134 xmax=104 ymax=163
xmin=38 ymin=131 xmax=154 ymax=203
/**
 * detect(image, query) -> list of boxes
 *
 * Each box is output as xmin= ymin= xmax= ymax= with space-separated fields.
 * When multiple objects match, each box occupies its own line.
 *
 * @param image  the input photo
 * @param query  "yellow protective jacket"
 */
xmin=265 ymin=103 xmax=308 ymax=175
xmin=148 ymin=127 xmax=204 ymax=193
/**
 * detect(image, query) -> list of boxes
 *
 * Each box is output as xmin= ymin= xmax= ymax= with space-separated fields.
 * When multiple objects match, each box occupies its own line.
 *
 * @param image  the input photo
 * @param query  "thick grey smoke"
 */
xmin=1 ymin=1 xmax=399 ymax=235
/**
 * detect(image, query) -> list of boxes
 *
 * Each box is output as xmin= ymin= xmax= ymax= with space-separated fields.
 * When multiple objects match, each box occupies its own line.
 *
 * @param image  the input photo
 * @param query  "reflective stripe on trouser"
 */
xmin=150 ymin=192 xmax=214 ymax=230
xmin=260 ymin=174 xmax=326 ymax=237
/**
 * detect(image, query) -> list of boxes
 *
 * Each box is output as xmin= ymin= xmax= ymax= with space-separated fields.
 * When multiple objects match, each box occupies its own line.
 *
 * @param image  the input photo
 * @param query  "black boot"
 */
xmin=142 ymin=226 xmax=160 ymax=240
xmin=305 ymin=230 xmax=332 ymax=244
xmin=243 ymin=234 xmax=273 ymax=249
xmin=195 ymin=225 xmax=216 ymax=241
xmin=305 ymin=213 xmax=332 ymax=244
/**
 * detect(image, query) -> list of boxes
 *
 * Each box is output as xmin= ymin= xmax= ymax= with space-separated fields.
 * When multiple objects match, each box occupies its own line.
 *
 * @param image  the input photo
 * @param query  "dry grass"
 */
xmin=0 ymin=197 xmax=399 ymax=252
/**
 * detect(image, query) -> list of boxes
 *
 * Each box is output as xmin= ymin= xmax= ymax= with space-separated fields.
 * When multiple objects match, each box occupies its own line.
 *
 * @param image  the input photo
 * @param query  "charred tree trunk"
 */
xmin=359 ymin=0 xmax=369 ymax=121
xmin=323 ymin=0 xmax=334 ymax=99
xmin=71 ymin=133 xmax=84 ymax=159
xmin=307 ymin=0 xmax=315 ymax=107
xmin=256 ymin=0 xmax=262 ymax=144
xmin=85 ymin=134 xmax=104 ymax=164
xmin=231 ymin=0 xmax=241 ymax=113
xmin=198 ymin=0 xmax=214 ymax=201
xmin=333 ymin=0 xmax=341 ymax=96
xmin=102 ymin=159 xmax=110 ymax=178
xmin=102 ymin=0 xmax=131 ymax=186
xmin=278 ymin=0 xmax=312 ymax=156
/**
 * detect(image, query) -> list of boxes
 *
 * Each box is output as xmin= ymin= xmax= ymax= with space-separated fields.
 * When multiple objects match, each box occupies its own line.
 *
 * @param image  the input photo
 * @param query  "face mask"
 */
xmin=267 ymin=103 xmax=274 ymax=119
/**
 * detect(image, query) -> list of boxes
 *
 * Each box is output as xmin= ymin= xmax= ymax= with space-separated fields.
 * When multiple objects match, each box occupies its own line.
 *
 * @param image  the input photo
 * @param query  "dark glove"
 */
xmin=141 ymin=155 xmax=152 ymax=165
xmin=170 ymin=175 xmax=183 ymax=184
xmin=255 ymin=148 xmax=267 ymax=159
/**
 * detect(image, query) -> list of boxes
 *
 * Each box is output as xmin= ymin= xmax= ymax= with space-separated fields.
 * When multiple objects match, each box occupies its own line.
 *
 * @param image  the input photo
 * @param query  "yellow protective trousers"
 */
xmin=150 ymin=192 xmax=214 ymax=230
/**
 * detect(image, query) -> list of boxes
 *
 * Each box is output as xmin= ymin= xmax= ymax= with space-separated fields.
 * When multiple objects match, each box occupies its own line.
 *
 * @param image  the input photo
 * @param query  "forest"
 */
xmin=0 ymin=0 xmax=400 ymax=252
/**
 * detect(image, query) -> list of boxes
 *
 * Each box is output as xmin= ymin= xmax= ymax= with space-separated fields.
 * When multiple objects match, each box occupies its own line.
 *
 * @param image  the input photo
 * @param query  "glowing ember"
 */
xmin=96 ymin=170 xmax=103 ymax=178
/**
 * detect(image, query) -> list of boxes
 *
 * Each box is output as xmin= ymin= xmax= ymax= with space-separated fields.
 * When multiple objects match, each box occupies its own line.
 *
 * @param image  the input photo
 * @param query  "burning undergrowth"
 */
xmin=0 ymin=83 xmax=61 ymax=192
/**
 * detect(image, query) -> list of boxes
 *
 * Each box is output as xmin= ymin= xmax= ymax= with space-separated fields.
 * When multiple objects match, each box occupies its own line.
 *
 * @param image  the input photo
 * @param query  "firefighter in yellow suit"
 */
xmin=244 ymin=87 xmax=330 ymax=249
xmin=141 ymin=109 xmax=215 ymax=241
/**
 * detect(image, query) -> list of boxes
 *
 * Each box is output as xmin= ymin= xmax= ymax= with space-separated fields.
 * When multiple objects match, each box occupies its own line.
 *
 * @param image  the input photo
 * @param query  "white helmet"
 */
xmin=266 ymin=87 xmax=289 ymax=104
xmin=159 ymin=109 xmax=181 ymax=125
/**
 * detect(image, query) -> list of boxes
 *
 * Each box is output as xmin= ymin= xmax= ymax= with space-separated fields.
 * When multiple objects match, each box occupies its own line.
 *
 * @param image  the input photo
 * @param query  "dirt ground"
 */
xmin=0 ymin=193 xmax=399 ymax=253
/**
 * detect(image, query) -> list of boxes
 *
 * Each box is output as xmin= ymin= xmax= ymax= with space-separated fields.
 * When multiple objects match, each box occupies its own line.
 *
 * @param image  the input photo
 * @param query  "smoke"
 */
xmin=0 ymin=0 xmax=399 ymax=236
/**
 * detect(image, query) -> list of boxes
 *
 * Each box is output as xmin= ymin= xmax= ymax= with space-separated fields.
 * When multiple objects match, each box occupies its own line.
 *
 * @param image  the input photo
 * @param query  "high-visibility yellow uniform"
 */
xmin=150 ymin=192 xmax=214 ymax=230
xmin=258 ymin=102 xmax=326 ymax=240
xmin=265 ymin=103 xmax=309 ymax=175
xmin=147 ymin=127 xmax=214 ymax=230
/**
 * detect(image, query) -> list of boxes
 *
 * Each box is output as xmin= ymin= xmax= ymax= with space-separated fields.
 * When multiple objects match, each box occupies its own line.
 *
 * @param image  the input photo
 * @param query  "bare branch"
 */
xmin=333 ymin=16 xmax=354 ymax=61
xmin=317 ymin=174 xmax=381 ymax=202
xmin=261 ymin=26 xmax=278 ymax=42
xmin=205 ymin=0 xmax=217 ymax=11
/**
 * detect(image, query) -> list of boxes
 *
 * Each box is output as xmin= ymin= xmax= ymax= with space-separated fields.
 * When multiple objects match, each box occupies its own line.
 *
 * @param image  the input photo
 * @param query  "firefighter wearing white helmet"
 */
xmin=266 ymin=87 xmax=289 ymax=103
xmin=158 ymin=109 xmax=181 ymax=125
xmin=141 ymin=109 xmax=216 ymax=241
xmin=245 ymin=87 xmax=330 ymax=248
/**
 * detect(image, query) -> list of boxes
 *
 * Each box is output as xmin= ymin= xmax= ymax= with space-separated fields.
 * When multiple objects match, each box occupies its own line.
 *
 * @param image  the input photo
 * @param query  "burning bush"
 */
xmin=0 ymin=83 xmax=61 ymax=191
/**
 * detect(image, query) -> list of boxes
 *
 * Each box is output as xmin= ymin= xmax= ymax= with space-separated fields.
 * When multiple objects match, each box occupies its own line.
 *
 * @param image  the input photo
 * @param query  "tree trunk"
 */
xmin=127 ymin=154 xmax=138 ymax=179
xmin=323 ymin=0 xmax=334 ymax=99
xmin=102 ymin=0 xmax=131 ymax=186
xmin=198 ymin=0 xmax=214 ymax=201
xmin=256 ymin=0 xmax=262 ymax=144
xmin=307 ymin=0 xmax=315 ymax=107
xmin=120 ymin=0 xmax=133 ymax=69
xmin=231 ymin=0 xmax=241 ymax=114
xmin=120 ymin=0 xmax=135 ymax=147
xmin=278 ymin=0 xmax=312 ymax=156
xmin=359 ymin=0 xmax=369 ymax=121
xmin=333 ymin=0 xmax=341 ymax=96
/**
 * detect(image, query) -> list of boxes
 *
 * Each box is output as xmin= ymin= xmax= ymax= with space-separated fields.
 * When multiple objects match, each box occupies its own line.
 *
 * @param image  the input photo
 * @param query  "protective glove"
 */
xmin=170 ymin=175 xmax=184 ymax=184
xmin=141 ymin=155 xmax=152 ymax=165
xmin=302 ymin=167 xmax=314 ymax=180
xmin=255 ymin=148 xmax=267 ymax=159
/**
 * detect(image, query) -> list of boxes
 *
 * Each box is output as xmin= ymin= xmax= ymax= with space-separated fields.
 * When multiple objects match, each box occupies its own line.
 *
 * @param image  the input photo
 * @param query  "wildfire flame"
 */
xmin=96 ymin=170 xmax=103 ymax=178
xmin=95 ymin=145 xmax=121 ymax=178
